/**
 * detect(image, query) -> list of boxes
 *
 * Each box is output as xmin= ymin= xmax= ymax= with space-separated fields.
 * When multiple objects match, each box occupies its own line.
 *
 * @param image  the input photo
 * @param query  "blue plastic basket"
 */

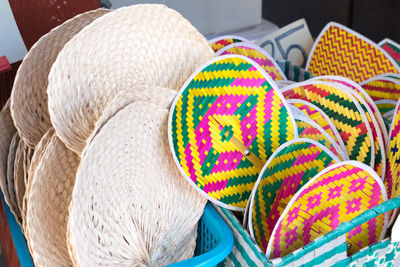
xmin=168 ymin=203 xmax=234 ymax=267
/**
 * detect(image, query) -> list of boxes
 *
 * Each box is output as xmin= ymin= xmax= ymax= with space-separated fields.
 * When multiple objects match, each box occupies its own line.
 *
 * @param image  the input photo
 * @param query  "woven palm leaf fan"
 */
xmin=306 ymin=22 xmax=399 ymax=83
xmin=287 ymin=99 xmax=347 ymax=156
xmin=248 ymin=138 xmax=340 ymax=252
xmin=266 ymin=161 xmax=388 ymax=259
xmin=10 ymin=9 xmax=110 ymax=148
xmin=168 ymin=55 xmax=297 ymax=211
xmin=23 ymin=129 xmax=55 ymax=233
xmin=310 ymin=75 xmax=388 ymax=145
xmin=68 ymin=100 xmax=206 ymax=266
xmin=294 ymin=114 xmax=346 ymax=160
xmin=208 ymin=35 xmax=249 ymax=52
xmin=216 ymin=42 xmax=287 ymax=81
xmin=386 ymin=100 xmax=400 ymax=225
xmin=0 ymin=101 xmax=17 ymax=209
xmin=282 ymin=81 xmax=375 ymax=168
xmin=308 ymin=76 xmax=386 ymax=179
xmin=6 ymin=133 xmax=21 ymax=223
xmin=26 ymin=133 xmax=79 ymax=266
xmin=84 ymin=85 xmax=177 ymax=151
xmin=47 ymin=4 xmax=215 ymax=155
xmin=375 ymin=99 xmax=398 ymax=117
xmin=13 ymin=139 xmax=33 ymax=222
xmin=360 ymin=75 xmax=400 ymax=103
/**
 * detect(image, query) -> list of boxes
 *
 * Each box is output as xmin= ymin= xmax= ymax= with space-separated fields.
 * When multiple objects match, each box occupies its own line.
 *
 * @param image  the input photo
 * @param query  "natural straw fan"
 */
xmin=23 ymin=129 xmax=55 ymax=233
xmin=14 ymin=139 xmax=33 ymax=222
xmin=6 ymin=133 xmax=21 ymax=223
xmin=68 ymin=101 xmax=206 ymax=266
xmin=10 ymin=9 xmax=110 ymax=148
xmin=84 ymin=85 xmax=177 ymax=150
xmin=26 ymin=132 xmax=79 ymax=266
xmin=0 ymin=100 xmax=17 ymax=210
xmin=47 ymin=4 xmax=215 ymax=155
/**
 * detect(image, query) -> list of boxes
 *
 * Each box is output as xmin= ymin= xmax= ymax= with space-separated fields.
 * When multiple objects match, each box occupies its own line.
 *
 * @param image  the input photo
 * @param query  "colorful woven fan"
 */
xmin=306 ymin=22 xmax=400 ymax=83
xmin=248 ymin=139 xmax=340 ymax=252
xmin=295 ymin=116 xmax=345 ymax=160
xmin=216 ymin=42 xmax=286 ymax=81
xmin=266 ymin=161 xmax=388 ymax=259
xmin=282 ymin=81 xmax=375 ymax=168
xmin=386 ymin=100 xmax=400 ymax=203
xmin=309 ymin=76 xmax=385 ymax=178
xmin=379 ymin=39 xmax=400 ymax=67
xmin=287 ymin=99 xmax=347 ymax=157
xmin=208 ymin=35 xmax=249 ymax=52
xmin=375 ymin=99 xmax=398 ymax=116
xmin=169 ymin=55 xmax=297 ymax=210
xmin=360 ymin=75 xmax=400 ymax=102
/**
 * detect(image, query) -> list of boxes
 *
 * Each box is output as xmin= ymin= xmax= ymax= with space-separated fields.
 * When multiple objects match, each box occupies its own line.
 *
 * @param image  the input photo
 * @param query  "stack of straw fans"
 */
xmin=2 ymin=3 xmax=400 ymax=266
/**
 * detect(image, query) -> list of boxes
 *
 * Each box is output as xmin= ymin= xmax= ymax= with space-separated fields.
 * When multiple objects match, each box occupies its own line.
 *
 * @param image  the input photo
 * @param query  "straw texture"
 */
xmin=23 ymin=129 xmax=55 ymax=233
xmin=68 ymin=101 xmax=206 ymax=266
xmin=0 ymin=101 xmax=17 ymax=209
xmin=48 ymin=4 xmax=215 ymax=155
xmin=84 ymin=85 xmax=177 ymax=152
xmin=26 ymin=133 xmax=79 ymax=267
xmin=14 ymin=139 xmax=33 ymax=222
xmin=10 ymin=9 xmax=110 ymax=148
xmin=7 ymin=133 xmax=21 ymax=222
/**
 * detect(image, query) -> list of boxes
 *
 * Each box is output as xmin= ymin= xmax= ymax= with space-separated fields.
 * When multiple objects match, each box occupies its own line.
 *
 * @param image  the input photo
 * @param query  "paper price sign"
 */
xmin=256 ymin=18 xmax=313 ymax=67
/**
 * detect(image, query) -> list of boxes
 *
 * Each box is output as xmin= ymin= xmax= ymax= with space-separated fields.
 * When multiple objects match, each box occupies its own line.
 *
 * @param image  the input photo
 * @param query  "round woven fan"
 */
xmin=23 ymin=129 xmax=55 ymax=233
xmin=69 ymin=101 xmax=206 ymax=266
xmin=208 ymin=35 xmax=249 ymax=52
xmin=6 ymin=133 xmax=21 ymax=223
xmin=248 ymin=138 xmax=340 ymax=252
xmin=0 ymin=101 xmax=17 ymax=209
xmin=10 ymin=9 xmax=110 ymax=148
xmin=386 ymin=100 xmax=400 ymax=205
xmin=47 ymin=4 xmax=215 ymax=155
xmin=84 ymin=85 xmax=177 ymax=152
xmin=216 ymin=42 xmax=286 ymax=81
xmin=13 ymin=139 xmax=33 ymax=222
xmin=26 ymin=133 xmax=79 ymax=266
xmin=310 ymin=75 xmax=388 ymax=145
xmin=282 ymin=81 xmax=375 ymax=168
xmin=360 ymin=76 xmax=400 ymax=102
xmin=294 ymin=115 xmax=346 ymax=160
xmin=266 ymin=161 xmax=387 ymax=259
xmin=375 ymin=99 xmax=398 ymax=116
xmin=287 ymin=99 xmax=347 ymax=157
xmin=309 ymin=76 xmax=386 ymax=178
xmin=169 ymin=55 xmax=297 ymax=210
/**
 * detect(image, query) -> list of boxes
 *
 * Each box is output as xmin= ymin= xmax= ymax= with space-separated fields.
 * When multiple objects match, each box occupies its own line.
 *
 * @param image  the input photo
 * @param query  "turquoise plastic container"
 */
xmin=168 ymin=203 xmax=234 ymax=267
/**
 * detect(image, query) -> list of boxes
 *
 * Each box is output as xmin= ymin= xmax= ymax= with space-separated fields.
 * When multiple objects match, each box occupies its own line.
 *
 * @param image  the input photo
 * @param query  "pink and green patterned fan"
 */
xmin=168 ymin=55 xmax=297 ymax=210
xmin=386 ymin=100 xmax=400 ymax=202
xmin=266 ymin=161 xmax=388 ymax=259
xmin=208 ymin=35 xmax=249 ymax=53
xmin=248 ymin=138 xmax=340 ymax=252
xmin=282 ymin=81 xmax=375 ymax=168
xmin=379 ymin=39 xmax=400 ymax=68
xmin=216 ymin=42 xmax=287 ymax=81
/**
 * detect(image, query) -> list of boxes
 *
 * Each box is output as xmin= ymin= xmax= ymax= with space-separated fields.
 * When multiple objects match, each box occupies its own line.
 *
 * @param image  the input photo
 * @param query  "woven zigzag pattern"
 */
xmin=292 ymin=102 xmax=340 ymax=146
xmin=171 ymin=57 xmax=295 ymax=209
xmin=219 ymin=45 xmax=285 ymax=81
xmin=252 ymin=141 xmax=337 ymax=253
xmin=283 ymin=83 xmax=373 ymax=165
xmin=270 ymin=163 xmax=386 ymax=259
xmin=362 ymin=79 xmax=400 ymax=102
xmin=381 ymin=42 xmax=400 ymax=67
xmin=296 ymin=120 xmax=341 ymax=158
xmin=308 ymin=25 xmax=399 ymax=83
xmin=386 ymin=104 xmax=400 ymax=200
xmin=210 ymin=38 xmax=243 ymax=52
